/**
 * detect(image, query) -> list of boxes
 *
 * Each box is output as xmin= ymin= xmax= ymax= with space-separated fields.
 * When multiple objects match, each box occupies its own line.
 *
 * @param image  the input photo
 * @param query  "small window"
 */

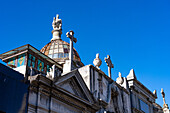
xmin=49 ymin=50 xmax=53 ymax=54
xmin=51 ymin=45 xmax=54 ymax=49
xmin=64 ymin=53 xmax=69 ymax=58
xmin=53 ymin=53 xmax=58 ymax=58
xmin=59 ymin=45 xmax=63 ymax=48
xmin=58 ymin=53 xmax=63 ymax=58
xmin=64 ymin=48 xmax=69 ymax=53
xmin=54 ymin=45 xmax=58 ymax=48
xmin=63 ymin=45 xmax=68 ymax=48
xmin=59 ymin=48 xmax=63 ymax=52
xmin=53 ymin=49 xmax=58 ymax=53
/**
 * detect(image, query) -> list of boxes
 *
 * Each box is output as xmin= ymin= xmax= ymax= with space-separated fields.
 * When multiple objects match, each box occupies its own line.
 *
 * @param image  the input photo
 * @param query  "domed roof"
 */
xmin=40 ymin=39 xmax=83 ymax=65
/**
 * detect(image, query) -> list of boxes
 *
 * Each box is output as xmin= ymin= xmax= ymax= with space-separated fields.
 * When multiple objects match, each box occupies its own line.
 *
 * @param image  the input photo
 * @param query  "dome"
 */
xmin=40 ymin=39 xmax=83 ymax=66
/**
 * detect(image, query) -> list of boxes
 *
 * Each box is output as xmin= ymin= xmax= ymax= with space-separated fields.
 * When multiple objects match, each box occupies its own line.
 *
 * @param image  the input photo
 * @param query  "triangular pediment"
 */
xmin=59 ymin=80 xmax=75 ymax=94
xmin=57 ymin=77 xmax=88 ymax=100
xmin=54 ymin=70 xmax=94 ymax=103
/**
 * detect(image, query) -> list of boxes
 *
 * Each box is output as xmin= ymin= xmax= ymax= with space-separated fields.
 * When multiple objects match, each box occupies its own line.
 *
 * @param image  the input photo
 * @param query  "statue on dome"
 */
xmin=52 ymin=14 xmax=62 ymax=30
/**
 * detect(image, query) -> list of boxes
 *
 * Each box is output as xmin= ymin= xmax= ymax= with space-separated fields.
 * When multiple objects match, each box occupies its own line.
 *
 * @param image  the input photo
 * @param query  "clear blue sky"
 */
xmin=0 ymin=0 xmax=170 ymax=106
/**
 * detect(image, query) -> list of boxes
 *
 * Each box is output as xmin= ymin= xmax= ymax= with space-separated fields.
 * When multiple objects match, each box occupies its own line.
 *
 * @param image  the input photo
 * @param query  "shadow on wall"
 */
xmin=0 ymin=63 xmax=29 ymax=113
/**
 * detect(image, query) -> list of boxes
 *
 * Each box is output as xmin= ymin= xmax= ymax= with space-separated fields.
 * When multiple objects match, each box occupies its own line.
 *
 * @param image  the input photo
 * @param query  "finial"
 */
xmin=116 ymin=72 xmax=124 ymax=85
xmin=127 ymin=69 xmax=137 ymax=80
xmin=161 ymin=88 xmax=169 ymax=109
xmin=66 ymin=30 xmax=77 ymax=43
xmin=105 ymin=55 xmax=114 ymax=78
xmin=161 ymin=89 xmax=165 ymax=97
xmin=153 ymin=90 xmax=157 ymax=97
xmin=51 ymin=14 xmax=62 ymax=41
xmin=52 ymin=14 xmax=62 ymax=30
xmin=93 ymin=53 xmax=102 ymax=69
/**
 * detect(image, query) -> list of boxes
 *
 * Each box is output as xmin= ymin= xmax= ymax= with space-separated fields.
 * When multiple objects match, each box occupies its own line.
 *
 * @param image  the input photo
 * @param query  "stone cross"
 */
xmin=66 ymin=30 xmax=77 ymax=71
xmin=105 ymin=55 xmax=114 ymax=78
xmin=161 ymin=88 xmax=169 ymax=108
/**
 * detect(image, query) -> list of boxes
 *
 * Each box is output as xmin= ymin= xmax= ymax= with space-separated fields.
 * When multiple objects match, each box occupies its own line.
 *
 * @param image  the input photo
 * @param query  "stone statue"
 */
xmin=47 ymin=65 xmax=61 ymax=79
xmin=93 ymin=53 xmax=102 ymax=69
xmin=52 ymin=14 xmax=62 ymax=30
xmin=47 ymin=68 xmax=53 ymax=79
xmin=51 ymin=14 xmax=62 ymax=40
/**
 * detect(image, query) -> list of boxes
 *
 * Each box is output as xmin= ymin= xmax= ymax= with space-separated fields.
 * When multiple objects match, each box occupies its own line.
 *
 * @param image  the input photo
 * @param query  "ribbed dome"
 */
xmin=40 ymin=39 xmax=83 ymax=66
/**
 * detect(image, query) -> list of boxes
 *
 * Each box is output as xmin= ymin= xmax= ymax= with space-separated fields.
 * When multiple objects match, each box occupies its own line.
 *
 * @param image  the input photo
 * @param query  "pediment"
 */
xmin=54 ymin=70 xmax=94 ymax=103
xmin=57 ymin=77 xmax=88 ymax=101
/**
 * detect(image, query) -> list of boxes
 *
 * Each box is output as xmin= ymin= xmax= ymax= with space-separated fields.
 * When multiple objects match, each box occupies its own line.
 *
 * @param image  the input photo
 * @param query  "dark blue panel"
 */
xmin=0 ymin=63 xmax=29 ymax=113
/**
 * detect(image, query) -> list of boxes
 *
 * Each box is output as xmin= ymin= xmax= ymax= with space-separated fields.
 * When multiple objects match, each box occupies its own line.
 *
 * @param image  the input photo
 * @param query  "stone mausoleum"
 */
xmin=0 ymin=14 xmax=169 ymax=113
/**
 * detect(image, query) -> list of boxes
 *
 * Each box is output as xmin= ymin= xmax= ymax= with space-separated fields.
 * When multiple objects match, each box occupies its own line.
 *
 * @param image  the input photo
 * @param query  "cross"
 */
xmin=161 ymin=88 xmax=168 ymax=108
xmin=66 ymin=30 xmax=77 ymax=71
xmin=105 ymin=55 xmax=114 ymax=78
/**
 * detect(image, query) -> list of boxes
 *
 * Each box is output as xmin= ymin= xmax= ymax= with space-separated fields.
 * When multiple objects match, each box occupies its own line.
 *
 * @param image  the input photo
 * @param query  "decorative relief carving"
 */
xmin=40 ymin=94 xmax=49 ymax=107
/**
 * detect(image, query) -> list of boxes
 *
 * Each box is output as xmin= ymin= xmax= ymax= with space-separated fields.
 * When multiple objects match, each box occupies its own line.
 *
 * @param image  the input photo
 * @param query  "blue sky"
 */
xmin=0 ymin=0 xmax=170 ymax=106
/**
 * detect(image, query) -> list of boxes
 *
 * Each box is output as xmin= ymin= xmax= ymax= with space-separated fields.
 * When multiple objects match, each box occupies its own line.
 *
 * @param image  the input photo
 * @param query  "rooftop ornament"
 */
xmin=93 ymin=53 xmax=102 ymax=69
xmin=66 ymin=30 xmax=77 ymax=71
xmin=51 ymin=14 xmax=62 ymax=41
xmin=161 ymin=88 xmax=169 ymax=109
xmin=105 ymin=55 xmax=114 ymax=78
xmin=153 ymin=90 xmax=157 ymax=97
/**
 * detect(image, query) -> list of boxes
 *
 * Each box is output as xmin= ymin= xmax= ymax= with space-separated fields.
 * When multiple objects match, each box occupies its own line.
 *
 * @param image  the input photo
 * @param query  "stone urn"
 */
xmin=93 ymin=53 xmax=102 ymax=69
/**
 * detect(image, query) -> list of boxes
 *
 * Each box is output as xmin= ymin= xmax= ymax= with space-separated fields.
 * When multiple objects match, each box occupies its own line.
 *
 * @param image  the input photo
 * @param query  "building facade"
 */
xmin=0 ymin=14 xmax=169 ymax=113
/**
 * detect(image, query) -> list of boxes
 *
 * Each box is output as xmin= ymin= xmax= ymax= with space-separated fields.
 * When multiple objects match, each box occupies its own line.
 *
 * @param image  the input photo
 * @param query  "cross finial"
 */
xmin=66 ymin=30 xmax=77 ymax=43
xmin=105 ymin=55 xmax=114 ymax=78
xmin=161 ymin=88 xmax=169 ymax=109
xmin=66 ymin=30 xmax=77 ymax=71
